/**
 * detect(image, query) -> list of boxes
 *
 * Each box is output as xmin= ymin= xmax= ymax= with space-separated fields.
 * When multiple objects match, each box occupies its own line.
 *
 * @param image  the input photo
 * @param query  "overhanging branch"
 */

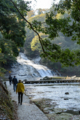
xmin=10 ymin=0 xmax=46 ymax=53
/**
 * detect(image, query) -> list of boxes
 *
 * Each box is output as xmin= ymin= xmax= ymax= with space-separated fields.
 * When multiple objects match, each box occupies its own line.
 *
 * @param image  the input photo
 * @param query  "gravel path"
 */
xmin=7 ymin=82 xmax=48 ymax=120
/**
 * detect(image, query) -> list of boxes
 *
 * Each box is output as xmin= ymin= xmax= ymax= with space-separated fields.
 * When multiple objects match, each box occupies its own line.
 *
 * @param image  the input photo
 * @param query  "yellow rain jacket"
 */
xmin=16 ymin=82 xmax=25 ymax=93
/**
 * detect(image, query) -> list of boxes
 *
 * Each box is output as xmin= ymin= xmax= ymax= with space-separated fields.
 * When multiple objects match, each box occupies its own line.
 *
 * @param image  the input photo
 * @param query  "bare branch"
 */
xmin=10 ymin=0 xmax=46 ymax=53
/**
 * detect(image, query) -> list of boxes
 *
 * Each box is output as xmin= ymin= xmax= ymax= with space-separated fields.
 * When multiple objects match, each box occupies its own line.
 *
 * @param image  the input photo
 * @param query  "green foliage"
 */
xmin=0 ymin=0 xmax=30 ymax=76
xmin=24 ymin=12 xmax=46 ymax=57
xmin=31 ymin=33 xmax=47 ymax=53
xmin=24 ymin=5 xmax=80 ymax=75
xmin=30 ymin=0 xmax=80 ymax=66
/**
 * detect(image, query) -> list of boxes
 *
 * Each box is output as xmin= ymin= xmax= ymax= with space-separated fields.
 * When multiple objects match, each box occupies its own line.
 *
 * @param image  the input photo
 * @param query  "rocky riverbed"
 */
xmin=32 ymin=98 xmax=80 ymax=120
xmin=25 ymin=84 xmax=80 ymax=120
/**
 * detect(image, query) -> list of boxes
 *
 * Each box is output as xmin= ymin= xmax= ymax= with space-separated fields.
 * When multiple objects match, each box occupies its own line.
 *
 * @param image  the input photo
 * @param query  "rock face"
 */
xmin=11 ymin=53 xmax=57 ymax=81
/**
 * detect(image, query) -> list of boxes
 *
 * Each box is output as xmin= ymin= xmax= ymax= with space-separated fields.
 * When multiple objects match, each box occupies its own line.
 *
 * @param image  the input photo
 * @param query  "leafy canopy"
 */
xmin=0 ymin=0 xmax=31 ymax=76
xmin=30 ymin=0 xmax=80 ymax=66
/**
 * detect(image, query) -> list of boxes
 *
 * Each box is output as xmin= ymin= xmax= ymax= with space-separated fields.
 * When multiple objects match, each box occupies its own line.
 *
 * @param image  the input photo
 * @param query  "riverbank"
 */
xmin=33 ymin=98 xmax=80 ymax=120
xmin=6 ymin=82 xmax=48 ymax=120
xmin=25 ymin=83 xmax=80 ymax=120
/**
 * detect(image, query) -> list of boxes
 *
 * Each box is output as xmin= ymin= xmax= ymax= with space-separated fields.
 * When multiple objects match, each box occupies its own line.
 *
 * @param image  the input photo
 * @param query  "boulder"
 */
xmin=43 ymin=76 xmax=49 ymax=80
xmin=23 ymin=79 xmax=27 ymax=83
xmin=65 ymin=92 xmax=69 ymax=95
xmin=64 ymin=98 xmax=69 ymax=100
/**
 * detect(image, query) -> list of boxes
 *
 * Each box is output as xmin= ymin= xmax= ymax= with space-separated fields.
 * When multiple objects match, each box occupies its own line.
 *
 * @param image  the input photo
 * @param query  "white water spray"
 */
xmin=11 ymin=53 xmax=57 ymax=81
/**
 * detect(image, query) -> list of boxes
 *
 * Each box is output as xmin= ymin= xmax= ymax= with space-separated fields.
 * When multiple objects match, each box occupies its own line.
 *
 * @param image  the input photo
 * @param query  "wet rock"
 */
xmin=43 ymin=108 xmax=49 ymax=114
xmin=44 ymin=111 xmax=49 ymax=114
xmin=43 ymin=76 xmax=49 ymax=80
xmin=64 ymin=98 xmax=69 ymax=100
xmin=47 ymin=113 xmax=73 ymax=120
xmin=23 ymin=79 xmax=27 ymax=83
xmin=56 ymin=113 xmax=73 ymax=120
xmin=54 ymin=108 xmax=63 ymax=114
xmin=65 ymin=92 xmax=69 ymax=95
xmin=65 ymin=110 xmax=80 ymax=115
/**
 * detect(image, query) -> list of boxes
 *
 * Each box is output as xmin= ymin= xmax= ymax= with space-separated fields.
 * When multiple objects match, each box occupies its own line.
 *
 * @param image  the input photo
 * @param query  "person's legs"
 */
xmin=14 ymin=84 xmax=16 ymax=92
xmin=18 ymin=92 xmax=20 ymax=104
xmin=20 ymin=92 xmax=23 ymax=105
xmin=10 ymin=80 xmax=11 ymax=85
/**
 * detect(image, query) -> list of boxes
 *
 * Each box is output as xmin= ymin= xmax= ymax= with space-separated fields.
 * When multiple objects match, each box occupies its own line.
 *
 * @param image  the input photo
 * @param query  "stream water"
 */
xmin=11 ymin=52 xmax=57 ymax=81
xmin=25 ymin=83 xmax=80 ymax=112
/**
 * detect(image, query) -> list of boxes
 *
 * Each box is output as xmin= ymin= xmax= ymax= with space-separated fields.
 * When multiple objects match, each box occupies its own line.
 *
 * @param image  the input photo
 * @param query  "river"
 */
xmin=25 ymin=83 xmax=80 ymax=112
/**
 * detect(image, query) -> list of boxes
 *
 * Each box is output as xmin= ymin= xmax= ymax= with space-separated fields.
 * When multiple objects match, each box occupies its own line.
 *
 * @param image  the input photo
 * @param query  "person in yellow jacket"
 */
xmin=16 ymin=80 xmax=25 ymax=105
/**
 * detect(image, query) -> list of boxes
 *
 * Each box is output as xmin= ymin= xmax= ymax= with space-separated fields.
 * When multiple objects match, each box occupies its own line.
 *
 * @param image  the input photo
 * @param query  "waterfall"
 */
xmin=11 ymin=53 xmax=58 ymax=81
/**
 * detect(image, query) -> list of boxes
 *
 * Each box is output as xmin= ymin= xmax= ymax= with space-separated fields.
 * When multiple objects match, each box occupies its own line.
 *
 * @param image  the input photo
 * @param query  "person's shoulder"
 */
xmin=21 ymin=82 xmax=23 ymax=84
xmin=21 ymin=82 xmax=24 ymax=85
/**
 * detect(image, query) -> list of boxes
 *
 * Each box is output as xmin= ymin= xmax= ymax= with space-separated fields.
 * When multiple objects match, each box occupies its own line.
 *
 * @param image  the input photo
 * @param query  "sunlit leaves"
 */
xmin=31 ymin=33 xmax=47 ymax=53
xmin=17 ymin=0 xmax=31 ymax=16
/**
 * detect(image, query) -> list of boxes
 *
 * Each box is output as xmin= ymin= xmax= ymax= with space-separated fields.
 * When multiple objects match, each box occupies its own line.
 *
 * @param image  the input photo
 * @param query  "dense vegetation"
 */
xmin=24 ymin=11 xmax=47 ymax=57
xmin=30 ymin=1 xmax=80 ymax=66
xmin=0 ymin=0 xmax=30 ymax=76
xmin=24 ymin=4 xmax=80 ymax=76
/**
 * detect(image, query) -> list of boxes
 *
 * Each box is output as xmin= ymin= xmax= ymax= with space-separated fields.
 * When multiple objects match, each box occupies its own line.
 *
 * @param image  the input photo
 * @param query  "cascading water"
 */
xmin=11 ymin=52 xmax=58 ymax=81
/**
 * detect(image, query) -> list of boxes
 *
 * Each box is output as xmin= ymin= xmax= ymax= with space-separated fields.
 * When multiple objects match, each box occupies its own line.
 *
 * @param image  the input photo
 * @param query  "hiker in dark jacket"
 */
xmin=8 ymin=75 xmax=12 ymax=85
xmin=12 ymin=76 xmax=18 ymax=92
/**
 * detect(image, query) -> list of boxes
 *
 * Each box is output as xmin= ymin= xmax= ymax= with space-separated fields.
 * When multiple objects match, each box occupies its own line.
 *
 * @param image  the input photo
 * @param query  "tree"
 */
xmin=31 ymin=33 xmax=47 ymax=53
xmin=30 ymin=0 xmax=80 ymax=66
xmin=0 ymin=0 xmax=31 ymax=76
xmin=3 ymin=0 xmax=80 ymax=67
